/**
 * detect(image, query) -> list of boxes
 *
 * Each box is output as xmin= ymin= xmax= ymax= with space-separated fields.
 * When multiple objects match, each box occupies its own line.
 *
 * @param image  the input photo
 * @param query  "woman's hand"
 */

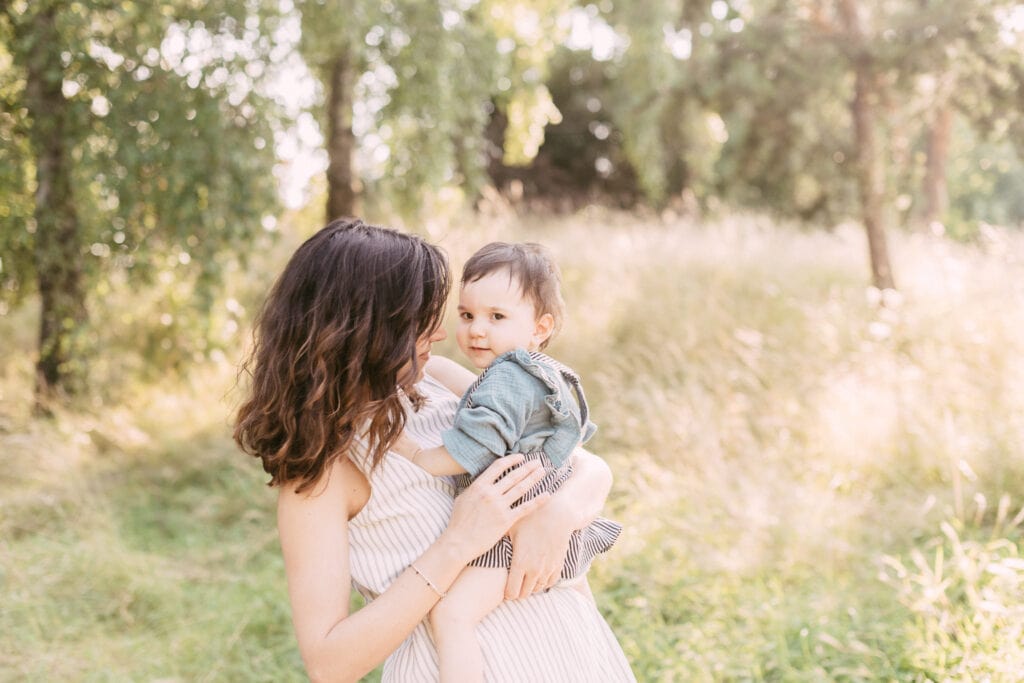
xmin=504 ymin=448 xmax=614 ymax=599
xmin=505 ymin=494 xmax=574 ymax=599
xmin=441 ymin=454 xmax=550 ymax=564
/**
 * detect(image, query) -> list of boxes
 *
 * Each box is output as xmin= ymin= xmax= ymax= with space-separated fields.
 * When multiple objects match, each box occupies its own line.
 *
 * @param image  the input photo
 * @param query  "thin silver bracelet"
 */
xmin=410 ymin=562 xmax=447 ymax=598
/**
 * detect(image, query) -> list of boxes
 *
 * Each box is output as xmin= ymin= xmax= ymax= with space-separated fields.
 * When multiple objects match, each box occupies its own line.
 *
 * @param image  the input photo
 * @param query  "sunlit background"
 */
xmin=2 ymin=1 xmax=1024 ymax=680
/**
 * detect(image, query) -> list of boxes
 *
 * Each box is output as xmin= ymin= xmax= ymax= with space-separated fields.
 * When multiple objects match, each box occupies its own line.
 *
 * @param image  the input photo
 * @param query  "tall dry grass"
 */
xmin=2 ymin=209 xmax=1022 ymax=681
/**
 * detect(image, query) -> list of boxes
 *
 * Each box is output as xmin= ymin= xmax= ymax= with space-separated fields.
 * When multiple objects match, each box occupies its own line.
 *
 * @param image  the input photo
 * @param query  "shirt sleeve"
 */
xmin=441 ymin=363 xmax=537 ymax=477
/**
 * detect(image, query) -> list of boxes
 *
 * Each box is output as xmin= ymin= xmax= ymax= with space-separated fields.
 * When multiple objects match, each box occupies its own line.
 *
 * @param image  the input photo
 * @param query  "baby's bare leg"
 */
xmin=430 ymin=566 xmax=506 ymax=683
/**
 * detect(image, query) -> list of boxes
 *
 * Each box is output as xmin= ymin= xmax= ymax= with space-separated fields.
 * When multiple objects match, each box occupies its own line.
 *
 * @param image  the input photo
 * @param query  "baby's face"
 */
xmin=456 ymin=270 xmax=549 ymax=369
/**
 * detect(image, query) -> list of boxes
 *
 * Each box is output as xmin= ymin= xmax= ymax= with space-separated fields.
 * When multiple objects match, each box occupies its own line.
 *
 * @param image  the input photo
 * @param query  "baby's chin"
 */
xmin=462 ymin=348 xmax=499 ymax=369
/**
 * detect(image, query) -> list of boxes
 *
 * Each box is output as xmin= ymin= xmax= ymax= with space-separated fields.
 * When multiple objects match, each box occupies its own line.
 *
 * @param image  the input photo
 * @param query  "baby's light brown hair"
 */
xmin=461 ymin=242 xmax=566 ymax=350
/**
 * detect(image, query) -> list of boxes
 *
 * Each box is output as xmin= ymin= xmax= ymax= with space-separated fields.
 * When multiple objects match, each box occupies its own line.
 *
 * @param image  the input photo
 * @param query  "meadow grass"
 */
xmin=2 ymin=210 xmax=1022 ymax=681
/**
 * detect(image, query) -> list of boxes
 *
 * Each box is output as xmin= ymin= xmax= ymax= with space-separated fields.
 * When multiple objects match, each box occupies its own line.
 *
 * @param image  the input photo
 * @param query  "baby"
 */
xmin=399 ymin=241 xmax=621 ymax=682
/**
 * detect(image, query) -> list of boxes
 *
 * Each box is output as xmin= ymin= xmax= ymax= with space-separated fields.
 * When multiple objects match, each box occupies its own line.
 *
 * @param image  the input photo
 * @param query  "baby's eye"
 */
xmin=459 ymin=312 xmax=473 ymax=321
xmin=492 ymin=312 xmax=505 ymax=321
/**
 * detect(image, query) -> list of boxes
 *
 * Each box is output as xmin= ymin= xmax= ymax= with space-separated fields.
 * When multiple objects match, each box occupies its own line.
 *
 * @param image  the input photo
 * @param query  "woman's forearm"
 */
xmin=304 ymin=535 xmax=472 ymax=683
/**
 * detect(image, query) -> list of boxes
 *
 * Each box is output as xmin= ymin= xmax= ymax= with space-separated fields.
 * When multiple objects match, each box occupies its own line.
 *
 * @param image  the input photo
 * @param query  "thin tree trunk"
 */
xmin=921 ymin=101 xmax=952 ymax=230
xmin=483 ymin=103 xmax=510 ymax=187
xmin=24 ymin=4 xmax=86 ymax=406
xmin=325 ymin=50 xmax=359 ymax=221
xmin=839 ymin=0 xmax=896 ymax=290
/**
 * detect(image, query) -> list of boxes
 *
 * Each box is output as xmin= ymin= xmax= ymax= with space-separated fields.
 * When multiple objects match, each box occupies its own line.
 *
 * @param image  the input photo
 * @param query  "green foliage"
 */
xmin=294 ymin=0 xmax=574 ymax=215
xmin=709 ymin=6 xmax=856 ymax=221
xmin=484 ymin=0 xmax=570 ymax=167
xmin=0 ymin=0 xmax=283 ymax=374
xmin=880 ymin=513 xmax=1024 ymax=679
xmin=0 ymin=38 xmax=34 ymax=307
xmin=518 ymin=0 xmax=1024 ymax=228
xmin=534 ymin=47 xmax=642 ymax=204
xmin=600 ymin=0 xmax=718 ymax=206
xmin=946 ymin=121 xmax=1024 ymax=238
xmin=373 ymin=1 xmax=495 ymax=206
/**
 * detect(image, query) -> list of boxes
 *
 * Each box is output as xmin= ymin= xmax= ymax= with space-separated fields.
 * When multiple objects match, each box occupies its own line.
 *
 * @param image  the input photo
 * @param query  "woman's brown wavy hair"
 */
xmin=234 ymin=218 xmax=450 ymax=492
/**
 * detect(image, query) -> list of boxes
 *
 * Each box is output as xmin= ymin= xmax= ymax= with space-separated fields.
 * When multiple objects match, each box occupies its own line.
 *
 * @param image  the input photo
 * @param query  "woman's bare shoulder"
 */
xmin=277 ymin=455 xmax=370 ymax=522
xmin=425 ymin=354 xmax=476 ymax=396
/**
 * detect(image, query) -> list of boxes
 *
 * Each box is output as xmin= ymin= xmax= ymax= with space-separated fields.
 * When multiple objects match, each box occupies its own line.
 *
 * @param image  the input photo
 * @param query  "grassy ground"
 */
xmin=2 ymin=210 xmax=1023 ymax=681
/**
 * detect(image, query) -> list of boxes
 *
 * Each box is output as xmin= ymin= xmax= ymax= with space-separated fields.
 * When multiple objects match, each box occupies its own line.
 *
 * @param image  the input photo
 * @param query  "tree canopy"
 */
xmin=1 ymin=0 xmax=282 ymax=400
xmin=2 ymin=0 xmax=1023 ymax=399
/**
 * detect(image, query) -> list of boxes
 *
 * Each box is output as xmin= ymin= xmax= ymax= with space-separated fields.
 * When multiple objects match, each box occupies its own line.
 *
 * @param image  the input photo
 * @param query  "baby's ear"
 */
xmin=533 ymin=313 xmax=555 ymax=347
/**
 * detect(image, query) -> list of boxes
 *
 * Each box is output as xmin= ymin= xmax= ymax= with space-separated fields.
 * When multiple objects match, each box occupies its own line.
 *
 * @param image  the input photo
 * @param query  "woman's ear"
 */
xmin=532 ymin=313 xmax=555 ymax=348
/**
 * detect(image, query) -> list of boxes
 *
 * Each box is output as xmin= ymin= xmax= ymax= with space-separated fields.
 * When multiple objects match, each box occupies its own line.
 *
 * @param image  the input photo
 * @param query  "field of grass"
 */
xmin=2 ymin=210 xmax=1023 ymax=681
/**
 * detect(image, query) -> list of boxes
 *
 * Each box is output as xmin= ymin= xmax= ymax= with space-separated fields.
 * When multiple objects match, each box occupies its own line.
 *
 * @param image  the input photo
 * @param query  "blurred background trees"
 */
xmin=1 ymin=0 xmax=281 ymax=405
xmin=2 ymin=0 xmax=1023 ymax=401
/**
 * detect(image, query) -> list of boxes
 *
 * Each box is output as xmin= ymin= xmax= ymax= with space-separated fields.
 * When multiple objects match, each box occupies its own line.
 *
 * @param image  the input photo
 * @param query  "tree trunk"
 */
xmin=839 ymin=0 xmax=896 ymax=291
xmin=921 ymin=101 xmax=952 ymax=230
xmin=24 ymin=4 xmax=87 ymax=406
xmin=850 ymin=61 xmax=895 ymax=290
xmin=325 ymin=50 xmax=359 ymax=221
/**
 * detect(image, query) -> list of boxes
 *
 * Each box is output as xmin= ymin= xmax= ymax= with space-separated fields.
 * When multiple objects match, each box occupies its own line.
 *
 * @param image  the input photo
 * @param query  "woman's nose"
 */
xmin=430 ymin=326 xmax=447 ymax=342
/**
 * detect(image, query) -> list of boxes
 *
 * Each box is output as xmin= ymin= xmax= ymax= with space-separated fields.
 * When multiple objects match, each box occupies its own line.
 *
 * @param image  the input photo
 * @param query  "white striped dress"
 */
xmin=347 ymin=373 xmax=636 ymax=682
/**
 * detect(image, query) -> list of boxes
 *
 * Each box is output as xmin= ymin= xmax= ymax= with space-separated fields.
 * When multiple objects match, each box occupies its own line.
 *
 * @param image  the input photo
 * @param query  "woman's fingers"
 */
xmin=499 ymin=464 xmax=545 ymax=497
xmin=499 ymin=466 xmax=546 ymax=504
xmin=527 ymin=566 xmax=560 ymax=596
xmin=479 ymin=453 xmax=527 ymax=484
xmin=504 ymin=566 xmax=527 ymax=600
xmin=447 ymin=456 xmax=554 ymax=565
xmin=479 ymin=455 xmax=547 ymax=497
xmin=508 ymin=491 xmax=549 ymax=520
xmin=447 ymin=458 xmax=550 ymax=561
xmin=506 ymin=565 xmax=559 ymax=600
xmin=506 ymin=549 xmax=539 ymax=600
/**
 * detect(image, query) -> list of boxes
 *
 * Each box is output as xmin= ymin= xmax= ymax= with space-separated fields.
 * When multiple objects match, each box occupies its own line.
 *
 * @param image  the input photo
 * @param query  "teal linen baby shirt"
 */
xmin=441 ymin=349 xmax=597 ymax=477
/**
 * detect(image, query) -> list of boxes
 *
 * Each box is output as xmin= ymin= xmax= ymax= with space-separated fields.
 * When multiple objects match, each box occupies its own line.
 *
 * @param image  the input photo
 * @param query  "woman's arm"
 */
xmin=549 ymin=447 xmax=614 ymax=525
xmin=279 ymin=453 xmax=549 ymax=683
xmin=504 ymin=447 xmax=614 ymax=599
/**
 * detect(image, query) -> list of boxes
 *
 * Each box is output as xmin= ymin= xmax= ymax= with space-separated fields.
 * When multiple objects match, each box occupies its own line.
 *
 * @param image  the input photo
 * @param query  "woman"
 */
xmin=235 ymin=218 xmax=634 ymax=682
